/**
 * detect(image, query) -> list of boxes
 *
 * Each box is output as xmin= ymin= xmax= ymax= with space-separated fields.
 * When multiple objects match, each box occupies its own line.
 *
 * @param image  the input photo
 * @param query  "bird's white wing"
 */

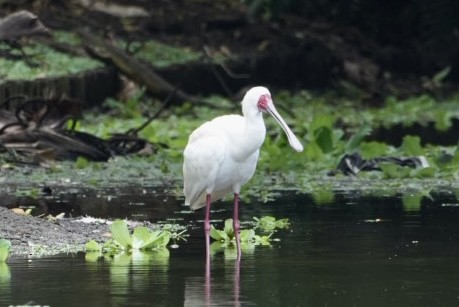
xmin=183 ymin=121 xmax=227 ymax=209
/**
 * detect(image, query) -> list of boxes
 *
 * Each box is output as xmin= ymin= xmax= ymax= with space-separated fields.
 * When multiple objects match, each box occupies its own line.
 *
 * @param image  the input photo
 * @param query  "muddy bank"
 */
xmin=0 ymin=206 xmax=148 ymax=257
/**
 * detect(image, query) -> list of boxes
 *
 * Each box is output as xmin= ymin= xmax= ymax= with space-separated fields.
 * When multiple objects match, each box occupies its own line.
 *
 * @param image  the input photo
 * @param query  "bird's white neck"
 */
xmin=230 ymin=111 xmax=266 ymax=162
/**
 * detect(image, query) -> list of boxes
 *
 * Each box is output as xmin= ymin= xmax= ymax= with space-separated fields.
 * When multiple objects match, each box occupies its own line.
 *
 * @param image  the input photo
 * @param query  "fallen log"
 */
xmin=0 ymin=96 xmax=159 ymax=163
xmin=78 ymin=30 xmax=198 ymax=104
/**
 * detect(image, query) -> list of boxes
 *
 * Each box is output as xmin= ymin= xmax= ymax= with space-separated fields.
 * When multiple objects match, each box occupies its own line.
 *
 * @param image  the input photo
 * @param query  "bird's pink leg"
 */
xmin=205 ymin=230 xmax=211 ymax=306
xmin=205 ymin=194 xmax=212 ymax=272
xmin=233 ymin=193 xmax=241 ymax=261
xmin=204 ymin=194 xmax=211 ymax=232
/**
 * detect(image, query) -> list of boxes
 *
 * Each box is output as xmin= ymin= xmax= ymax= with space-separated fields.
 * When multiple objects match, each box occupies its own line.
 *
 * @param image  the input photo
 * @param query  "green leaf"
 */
xmin=75 ymin=156 xmax=89 ymax=169
xmin=400 ymin=135 xmax=423 ymax=156
xmin=434 ymin=110 xmax=451 ymax=131
xmin=275 ymin=218 xmax=290 ymax=229
xmin=146 ymin=231 xmax=171 ymax=248
xmin=360 ymin=141 xmax=390 ymax=159
xmin=304 ymin=142 xmax=324 ymax=160
xmin=309 ymin=114 xmax=334 ymax=132
xmin=379 ymin=163 xmax=398 ymax=179
xmin=314 ymin=126 xmax=334 ymax=153
xmin=258 ymin=235 xmax=272 ymax=246
xmin=224 ymin=219 xmax=234 ymax=238
xmin=412 ymin=166 xmax=436 ymax=178
xmin=85 ymin=240 xmax=101 ymax=252
xmin=256 ymin=216 xmax=276 ymax=231
xmin=132 ymin=226 xmax=151 ymax=249
xmin=240 ymin=229 xmax=256 ymax=243
xmin=345 ymin=124 xmax=372 ymax=153
xmin=0 ymin=239 xmax=12 ymax=262
xmin=255 ymin=216 xmax=290 ymax=231
xmin=379 ymin=163 xmax=411 ymax=179
xmin=110 ymin=220 xmax=132 ymax=249
xmin=210 ymin=225 xmax=228 ymax=242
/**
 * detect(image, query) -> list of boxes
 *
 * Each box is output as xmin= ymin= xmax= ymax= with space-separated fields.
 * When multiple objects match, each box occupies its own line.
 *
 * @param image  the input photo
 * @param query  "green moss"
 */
xmin=0 ymin=42 xmax=102 ymax=81
xmin=53 ymin=31 xmax=82 ymax=45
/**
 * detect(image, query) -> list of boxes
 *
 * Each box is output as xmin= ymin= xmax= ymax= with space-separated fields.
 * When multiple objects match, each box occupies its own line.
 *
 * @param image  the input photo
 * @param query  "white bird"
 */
xmin=183 ymin=86 xmax=303 ymax=260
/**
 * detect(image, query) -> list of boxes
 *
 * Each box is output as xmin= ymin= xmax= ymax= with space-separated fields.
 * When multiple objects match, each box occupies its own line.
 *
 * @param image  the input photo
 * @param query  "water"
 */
xmin=2 ymin=190 xmax=459 ymax=306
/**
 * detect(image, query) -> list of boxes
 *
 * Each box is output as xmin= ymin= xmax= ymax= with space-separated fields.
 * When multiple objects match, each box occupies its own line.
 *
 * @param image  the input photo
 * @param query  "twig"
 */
xmin=126 ymin=88 xmax=177 ymax=135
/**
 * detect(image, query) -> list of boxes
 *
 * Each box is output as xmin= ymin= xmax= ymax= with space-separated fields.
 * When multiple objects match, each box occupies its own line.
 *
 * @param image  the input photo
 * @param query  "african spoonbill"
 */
xmin=183 ymin=86 xmax=303 ymax=260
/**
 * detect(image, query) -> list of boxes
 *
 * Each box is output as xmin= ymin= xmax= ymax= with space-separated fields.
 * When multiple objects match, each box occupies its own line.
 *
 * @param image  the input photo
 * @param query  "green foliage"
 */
xmin=0 ymin=42 xmax=102 ymax=80
xmin=210 ymin=216 xmax=289 ymax=255
xmin=0 ymin=32 xmax=200 ymax=82
xmin=253 ymin=216 xmax=290 ymax=231
xmin=309 ymin=114 xmax=335 ymax=154
xmin=85 ymin=220 xmax=177 ymax=261
xmin=379 ymin=163 xmax=411 ymax=179
xmin=109 ymin=220 xmax=171 ymax=251
xmin=75 ymin=157 xmax=90 ymax=169
xmin=14 ymin=188 xmax=40 ymax=199
xmin=359 ymin=142 xmax=390 ymax=159
xmin=345 ymin=123 xmax=372 ymax=153
xmin=77 ymin=90 xmax=459 ymax=186
xmin=103 ymin=88 xmax=147 ymax=118
xmin=110 ymin=220 xmax=134 ymax=248
xmin=5 ymin=89 xmax=459 ymax=206
xmin=53 ymin=31 xmax=82 ymax=45
xmin=401 ymin=135 xmax=423 ymax=156
xmin=129 ymin=40 xmax=201 ymax=67
xmin=85 ymin=240 xmax=101 ymax=252
xmin=0 ymin=239 xmax=12 ymax=262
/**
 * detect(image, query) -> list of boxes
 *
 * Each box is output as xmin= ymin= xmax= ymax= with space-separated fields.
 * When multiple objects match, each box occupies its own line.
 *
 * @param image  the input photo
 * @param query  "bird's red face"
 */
xmin=257 ymin=94 xmax=271 ymax=112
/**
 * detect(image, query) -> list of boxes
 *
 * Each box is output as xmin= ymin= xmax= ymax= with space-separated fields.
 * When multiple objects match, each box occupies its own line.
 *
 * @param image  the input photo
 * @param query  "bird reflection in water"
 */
xmin=184 ymin=236 xmax=242 ymax=307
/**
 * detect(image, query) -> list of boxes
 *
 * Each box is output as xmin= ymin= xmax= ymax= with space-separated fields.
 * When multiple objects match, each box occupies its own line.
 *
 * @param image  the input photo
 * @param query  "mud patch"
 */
xmin=0 ymin=206 xmax=150 ymax=257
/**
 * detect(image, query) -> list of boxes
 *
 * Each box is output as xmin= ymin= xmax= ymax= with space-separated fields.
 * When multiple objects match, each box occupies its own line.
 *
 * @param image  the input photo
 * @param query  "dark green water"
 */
xmin=2 ymin=191 xmax=459 ymax=306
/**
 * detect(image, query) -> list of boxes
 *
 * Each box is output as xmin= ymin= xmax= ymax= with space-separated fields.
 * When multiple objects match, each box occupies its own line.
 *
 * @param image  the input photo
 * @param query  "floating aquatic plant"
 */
xmin=84 ymin=219 xmax=187 ymax=262
xmin=210 ymin=217 xmax=288 ymax=246
xmin=253 ymin=216 xmax=290 ymax=232
xmin=86 ymin=219 xmax=171 ymax=252
xmin=209 ymin=222 xmax=266 ymax=258
xmin=209 ymin=217 xmax=290 ymax=258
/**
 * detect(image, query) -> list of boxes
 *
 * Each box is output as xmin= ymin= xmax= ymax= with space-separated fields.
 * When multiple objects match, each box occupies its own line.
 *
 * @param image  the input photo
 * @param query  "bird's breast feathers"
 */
xmin=187 ymin=115 xmax=244 ymax=144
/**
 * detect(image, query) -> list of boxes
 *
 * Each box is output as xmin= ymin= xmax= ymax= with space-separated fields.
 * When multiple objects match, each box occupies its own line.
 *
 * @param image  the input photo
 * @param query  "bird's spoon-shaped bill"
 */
xmin=267 ymin=103 xmax=304 ymax=152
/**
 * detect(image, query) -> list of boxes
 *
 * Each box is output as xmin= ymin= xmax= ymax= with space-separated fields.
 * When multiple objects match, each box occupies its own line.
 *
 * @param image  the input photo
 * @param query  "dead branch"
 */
xmin=78 ymin=30 xmax=198 ymax=104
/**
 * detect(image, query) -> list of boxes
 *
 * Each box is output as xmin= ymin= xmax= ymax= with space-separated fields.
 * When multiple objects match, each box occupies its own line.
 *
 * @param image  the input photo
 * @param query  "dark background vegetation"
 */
xmin=2 ymin=0 xmax=459 ymax=102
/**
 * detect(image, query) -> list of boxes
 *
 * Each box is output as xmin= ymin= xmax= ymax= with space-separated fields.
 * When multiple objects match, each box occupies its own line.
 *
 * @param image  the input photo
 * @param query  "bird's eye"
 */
xmin=257 ymin=94 xmax=270 ymax=110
